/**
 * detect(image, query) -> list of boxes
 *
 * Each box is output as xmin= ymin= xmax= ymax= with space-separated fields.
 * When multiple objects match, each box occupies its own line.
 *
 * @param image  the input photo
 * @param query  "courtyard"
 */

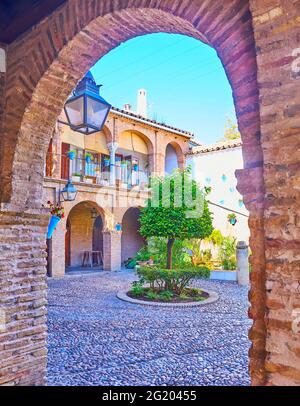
xmin=47 ymin=271 xmax=251 ymax=386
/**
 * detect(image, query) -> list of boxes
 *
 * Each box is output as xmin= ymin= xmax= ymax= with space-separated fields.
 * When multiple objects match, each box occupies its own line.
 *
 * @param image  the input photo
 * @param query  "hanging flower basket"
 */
xmin=133 ymin=164 xmax=139 ymax=172
xmin=104 ymin=158 xmax=110 ymax=167
xmin=47 ymin=215 xmax=61 ymax=239
xmin=44 ymin=201 xmax=65 ymax=239
xmin=228 ymin=213 xmax=237 ymax=226
xmin=85 ymin=154 xmax=92 ymax=164
xmin=67 ymin=150 xmax=76 ymax=160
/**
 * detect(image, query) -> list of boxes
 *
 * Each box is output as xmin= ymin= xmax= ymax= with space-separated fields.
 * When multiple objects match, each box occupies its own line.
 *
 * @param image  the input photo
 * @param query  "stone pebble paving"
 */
xmin=47 ymin=270 xmax=251 ymax=386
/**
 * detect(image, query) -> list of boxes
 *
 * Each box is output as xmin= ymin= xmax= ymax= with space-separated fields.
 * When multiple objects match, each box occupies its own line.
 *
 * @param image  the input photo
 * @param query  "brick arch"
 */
xmin=118 ymin=129 xmax=154 ymax=155
xmin=165 ymin=141 xmax=186 ymax=171
xmin=67 ymin=200 xmax=113 ymax=232
xmin=101 ymin=125 xmax=113 ymax=145
xmin=0 ymin=0 xmax=269 ymax=386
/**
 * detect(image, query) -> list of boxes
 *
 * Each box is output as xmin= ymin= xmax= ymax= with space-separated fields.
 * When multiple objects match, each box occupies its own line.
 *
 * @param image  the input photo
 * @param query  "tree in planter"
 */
xmin=139 ymin=168 xmax=213 ymax=269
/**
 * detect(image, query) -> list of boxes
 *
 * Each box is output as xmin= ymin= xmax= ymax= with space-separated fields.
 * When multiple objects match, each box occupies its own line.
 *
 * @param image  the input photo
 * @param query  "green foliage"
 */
xmin=136 ymin=266 xmax=210 ymax=295
xmin=139 ymin=169 xmax=213 ymax=268
xmin=146 ymin=237 xmax=192 ymax=268
xmin=220 ymin=118 xmax=241 ymax=141
xmin=140 ymin=169 xmax=213 ymax=240
xmin=158 ymin=290 xmax=174 ymax=301
xmin=129 ymin=282 xmax=147 ymax=297
xmin=205 ymin=229 xmax=224 ymax=247
xmin=135 ymin=246 xmax=152 ymax=262
xmin=146 ymin=291 xmax=160 ymax=300
xmin=219 ymin=236 xmax=237 ymax=270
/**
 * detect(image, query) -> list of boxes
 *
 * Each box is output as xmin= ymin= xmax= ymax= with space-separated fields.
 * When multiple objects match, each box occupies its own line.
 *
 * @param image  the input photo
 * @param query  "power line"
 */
xmin=208 ymin=200 xmax=249 ymax=218
xmin=102 ymin=43 xmax=206 ymax=90
xmin=93 ymin=37 xmax=186 ymax=83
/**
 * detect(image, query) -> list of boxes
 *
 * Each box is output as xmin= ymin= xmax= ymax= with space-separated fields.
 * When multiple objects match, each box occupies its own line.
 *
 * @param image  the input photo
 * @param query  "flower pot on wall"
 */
xmin=47 ymin=215 xmax=61 ymax=239
xmin=67 ymin=151 xmax=75 ymax=160
xmin=72 ymin=175 xmax=81 ymax=183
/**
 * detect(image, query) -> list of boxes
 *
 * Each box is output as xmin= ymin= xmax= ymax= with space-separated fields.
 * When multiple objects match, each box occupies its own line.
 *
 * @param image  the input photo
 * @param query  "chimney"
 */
xmin=137 ymin=89 xmax=148 ymax=118
xmin=124 ymin=103 xmax=132 ymax=112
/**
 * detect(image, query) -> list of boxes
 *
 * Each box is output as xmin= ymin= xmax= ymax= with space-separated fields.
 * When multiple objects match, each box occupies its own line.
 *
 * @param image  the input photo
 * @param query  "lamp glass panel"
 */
xmin=65 ymin=97 xmax=84 ymax=126
xmin=86 ymin=96 xmax=109 ymax=128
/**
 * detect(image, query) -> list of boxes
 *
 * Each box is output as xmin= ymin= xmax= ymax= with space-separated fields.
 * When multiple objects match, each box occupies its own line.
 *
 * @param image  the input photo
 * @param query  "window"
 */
xmin=85 ymin=151 xmax=100 ymax=177
xmin=70 ymin=147 xmax=84 ymax=177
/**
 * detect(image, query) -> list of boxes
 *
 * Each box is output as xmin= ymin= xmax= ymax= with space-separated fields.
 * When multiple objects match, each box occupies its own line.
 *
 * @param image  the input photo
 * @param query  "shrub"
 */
xmin=136 ymin=266 xmax=210 ymax=296
xmin=159 ymin=290 xmax=174 ymax=301
xmin=219 ymin=237 xmax=237 ymax=270
xmin=130 ymin=282 xmax=147 ymax=297
xmin=147 ymin=237 xmax=192 ymax=268
xmin=146 ymin=291 xmax=159 ymax=300
xmin=135 ymin=246 xmax=152 ymax=262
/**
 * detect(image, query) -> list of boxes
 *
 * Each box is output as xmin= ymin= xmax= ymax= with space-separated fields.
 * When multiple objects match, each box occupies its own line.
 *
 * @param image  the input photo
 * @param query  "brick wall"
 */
xmin=249 ymin=0 xmax=300 ymax=386
xmin=0 ymin=211 xmax=48 ymax=385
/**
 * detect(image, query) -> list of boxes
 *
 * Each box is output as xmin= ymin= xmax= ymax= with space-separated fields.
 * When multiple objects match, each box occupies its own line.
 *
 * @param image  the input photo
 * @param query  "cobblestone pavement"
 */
xmin=47 ymin=270 xmax=251 ymax=386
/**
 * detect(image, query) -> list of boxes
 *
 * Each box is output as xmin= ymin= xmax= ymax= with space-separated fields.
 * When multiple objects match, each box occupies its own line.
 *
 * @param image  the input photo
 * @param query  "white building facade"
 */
xmin=187 ymin=140 xmax=250 ymax=243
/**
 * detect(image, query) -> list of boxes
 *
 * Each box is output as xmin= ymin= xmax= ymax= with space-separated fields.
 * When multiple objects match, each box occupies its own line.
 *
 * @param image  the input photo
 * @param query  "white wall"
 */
xmin=189 ymin=146 xmax=250 ymax=243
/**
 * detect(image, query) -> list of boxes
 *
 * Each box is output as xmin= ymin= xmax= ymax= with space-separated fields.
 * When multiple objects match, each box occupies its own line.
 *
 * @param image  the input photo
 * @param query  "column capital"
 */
xmin=107 ymin=142 xmax=119 ymax=153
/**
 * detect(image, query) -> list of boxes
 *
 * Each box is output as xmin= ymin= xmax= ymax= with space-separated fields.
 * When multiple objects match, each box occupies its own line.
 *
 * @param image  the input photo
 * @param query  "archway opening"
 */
xmin=66 ymin=202 xmax=104 ymax=271
xmin=121 ymin=207 xmax=145 ymax=264
xmin=165 ymin=143 xmax=180 ymax=174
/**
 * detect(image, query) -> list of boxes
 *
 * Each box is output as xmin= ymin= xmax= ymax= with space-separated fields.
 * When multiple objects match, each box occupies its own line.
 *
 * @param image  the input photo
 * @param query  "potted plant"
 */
xmin=103 ymin=157 xmax=110 ymax=167
xmin=132 ymin=163 xmax=139 ymax=172
xmin=85 ymin=152 xmax=93 ymax=164
xmin=228 ymin=213 xmax=237 ymax=226
xmin=67 ymin=150 xmax=76 ymax=160
xmin=121 ymin=160 xmax=127 ymax=168
xmin=45 ymin=201 xmax=65 ymax=239
xmin=72 ymin=173 xmax=81 ymax=183
xmin=84 ymin=177 xmax=94 ymax=184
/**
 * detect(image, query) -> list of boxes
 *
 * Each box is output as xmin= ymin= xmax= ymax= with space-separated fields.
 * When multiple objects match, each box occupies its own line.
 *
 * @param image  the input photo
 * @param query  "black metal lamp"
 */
xmin=64 ymin=71 xmax=111 ymax=135
xmin=61 ymin=180 xmax=78 ymax=202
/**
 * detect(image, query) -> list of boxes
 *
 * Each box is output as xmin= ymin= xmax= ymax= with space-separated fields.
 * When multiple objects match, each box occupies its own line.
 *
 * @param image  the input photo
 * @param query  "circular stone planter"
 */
xmin=116 ymin=289 xmax=219 ymax=308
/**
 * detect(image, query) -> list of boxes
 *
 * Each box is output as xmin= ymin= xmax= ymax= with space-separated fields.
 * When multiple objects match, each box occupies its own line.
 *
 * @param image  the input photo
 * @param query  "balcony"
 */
xmin=45 ymin=152 xmax=150 ymax=190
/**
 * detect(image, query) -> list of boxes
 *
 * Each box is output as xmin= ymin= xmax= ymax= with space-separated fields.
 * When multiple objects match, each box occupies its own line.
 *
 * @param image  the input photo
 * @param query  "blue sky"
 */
xmin=91 ymin=33 xmax=237 ymax=145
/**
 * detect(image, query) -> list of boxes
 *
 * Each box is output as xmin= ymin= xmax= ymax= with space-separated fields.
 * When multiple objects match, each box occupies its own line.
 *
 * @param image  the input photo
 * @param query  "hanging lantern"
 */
xmin=61 ymin=180 xmax=78 ymax=202
xmin=64 ymin=71 xmax=111 ymax=135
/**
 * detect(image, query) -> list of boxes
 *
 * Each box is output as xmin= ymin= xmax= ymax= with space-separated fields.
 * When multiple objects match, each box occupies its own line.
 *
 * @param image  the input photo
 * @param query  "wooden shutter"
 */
xmin=61 ymin=143 xmax=70 ymax=180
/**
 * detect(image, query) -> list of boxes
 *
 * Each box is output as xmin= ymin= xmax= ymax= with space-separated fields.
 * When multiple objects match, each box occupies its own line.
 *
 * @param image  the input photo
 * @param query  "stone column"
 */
xmin=103 ymin=230 xmax=121 ymax=271
xmin=236 ymin=241 xmax=250 ymax=286
xmin=107 ymin=142 xmax=118 ymax=186
xmin=48 ymin=220 xmax=66 ymax=278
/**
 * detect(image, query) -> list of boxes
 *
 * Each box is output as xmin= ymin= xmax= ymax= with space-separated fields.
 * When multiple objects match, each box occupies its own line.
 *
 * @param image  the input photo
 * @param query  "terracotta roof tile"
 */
xmin=188 ymin=139 xmax=242 ymax=155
